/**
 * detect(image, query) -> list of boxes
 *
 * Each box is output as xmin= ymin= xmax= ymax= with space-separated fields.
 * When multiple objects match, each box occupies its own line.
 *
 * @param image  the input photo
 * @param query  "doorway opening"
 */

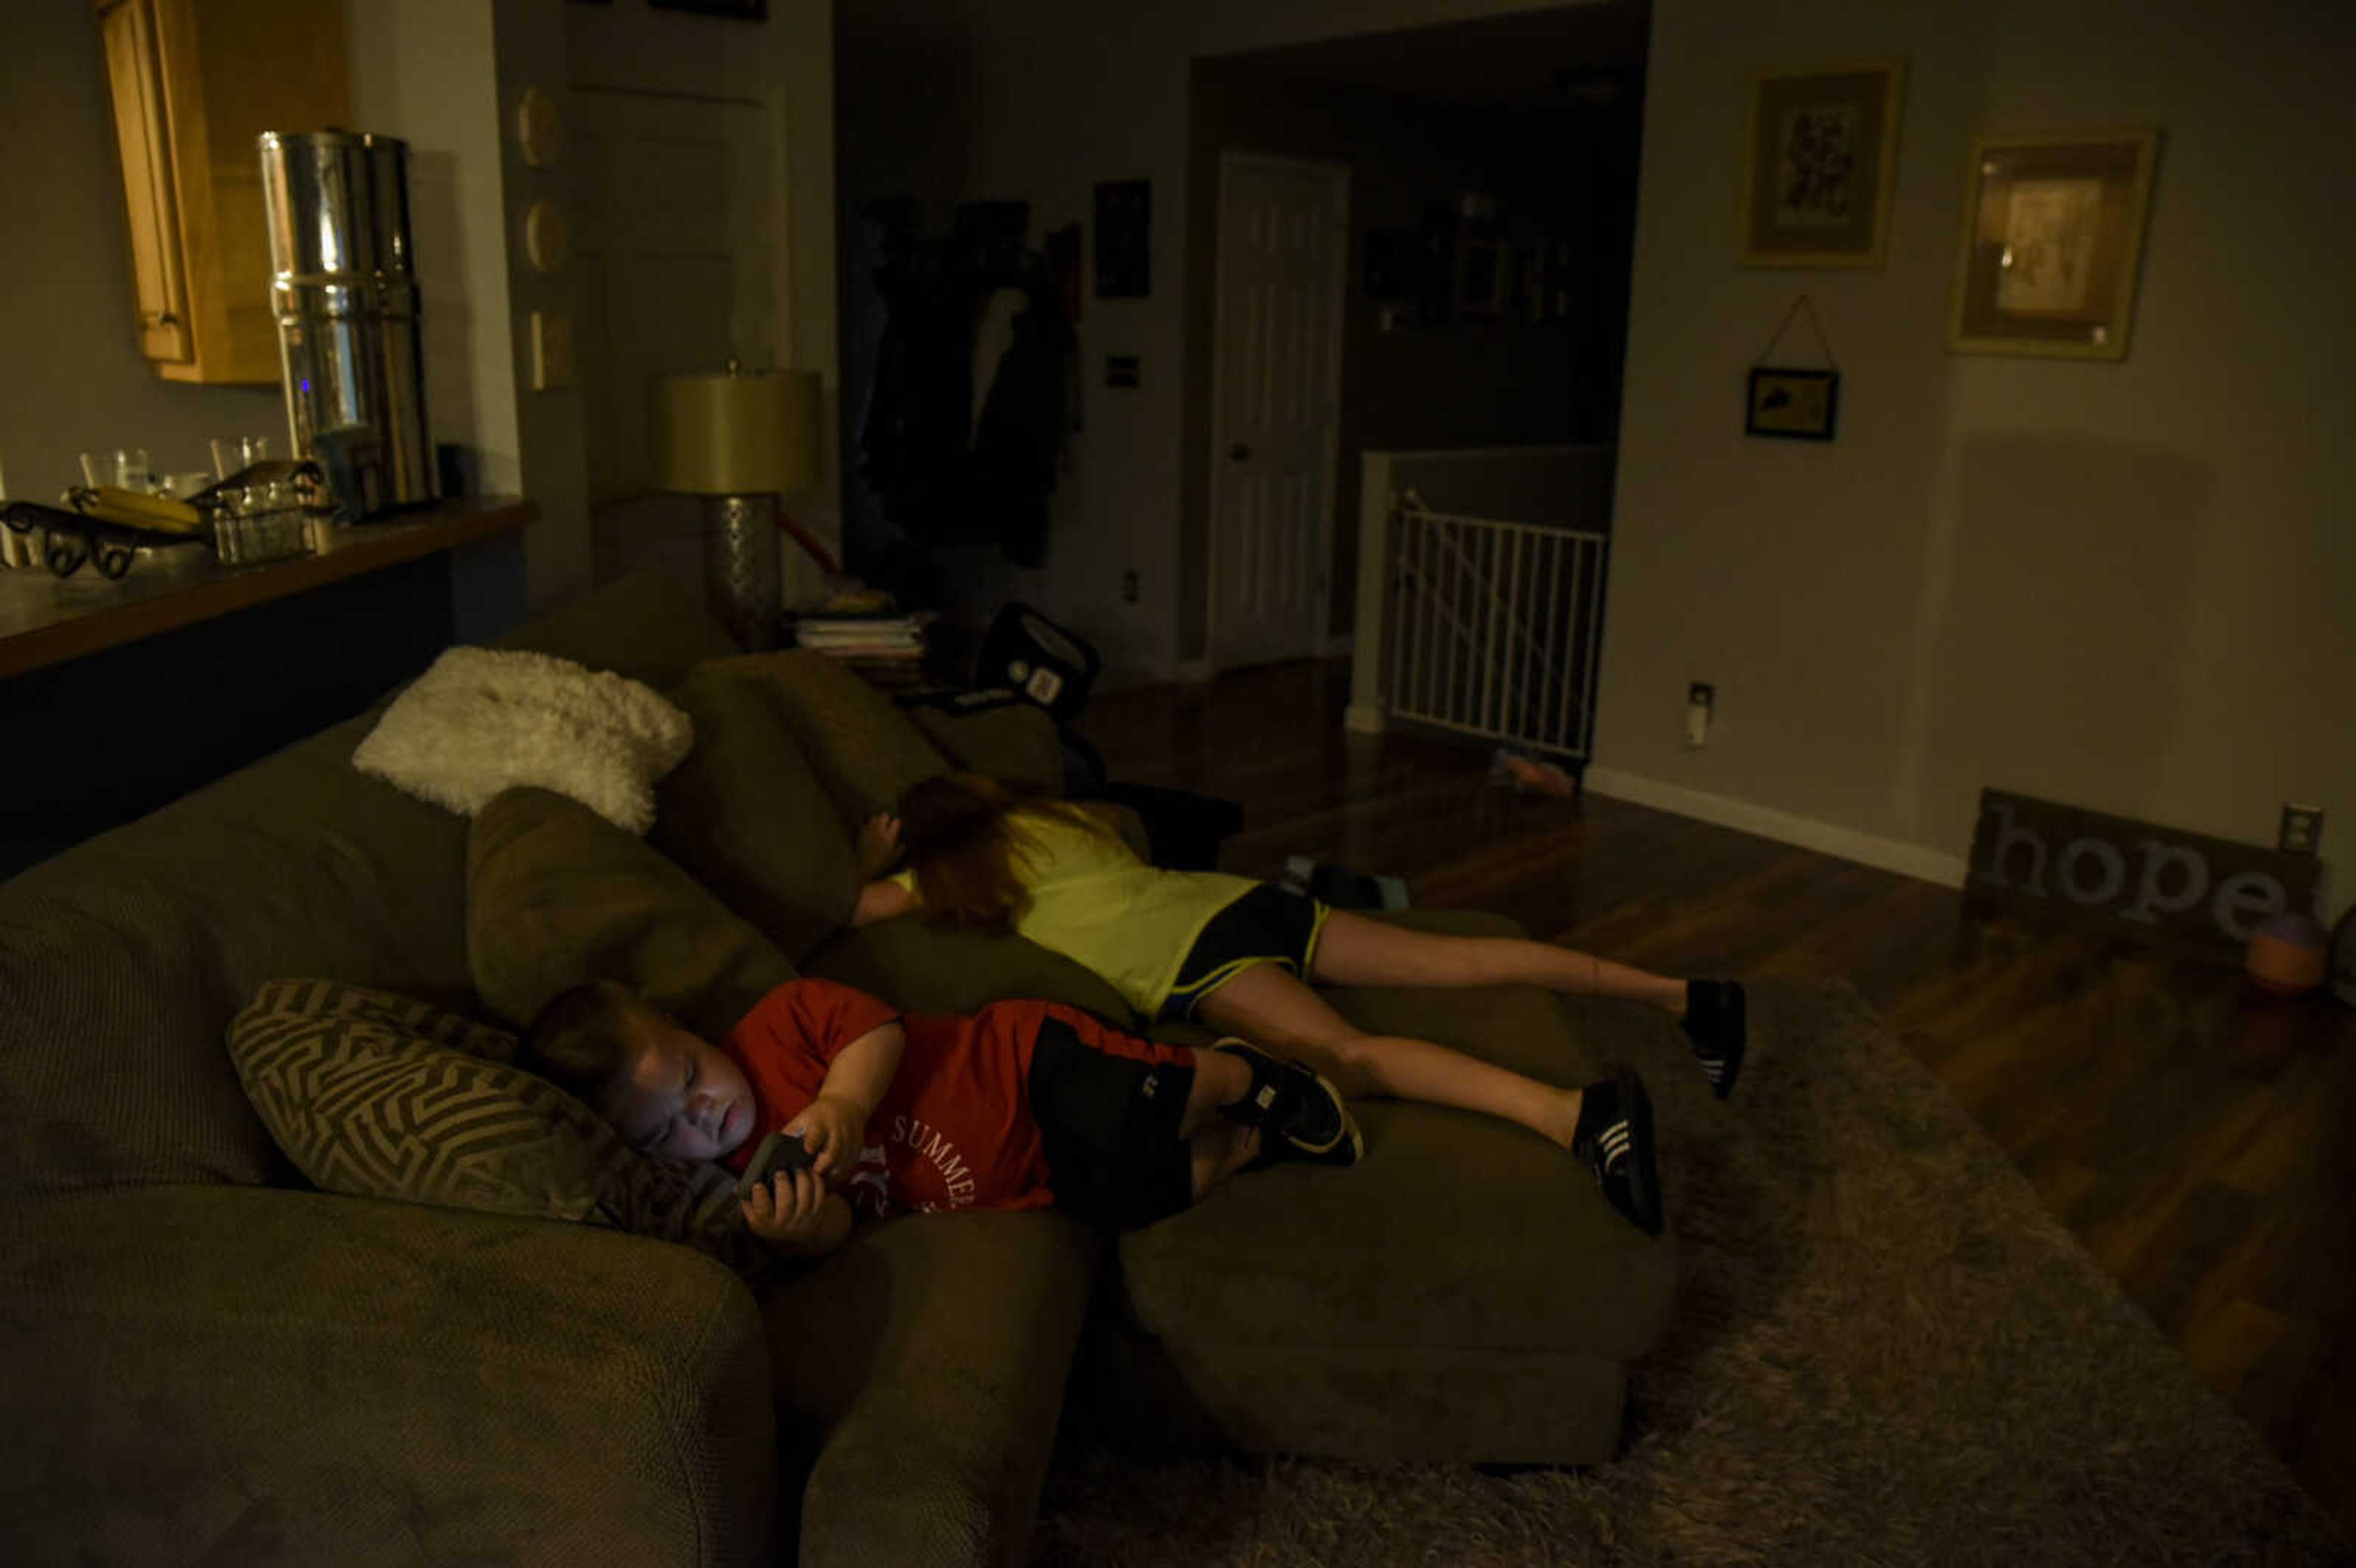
xmin=1182 ymin=1 xmax=1650 ymax=676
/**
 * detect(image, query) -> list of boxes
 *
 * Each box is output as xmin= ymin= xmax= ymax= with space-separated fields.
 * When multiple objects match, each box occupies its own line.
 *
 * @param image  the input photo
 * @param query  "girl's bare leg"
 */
xmin=1311 ymin=909 xmax=1687 ymax=1012
xmin=1196 ymin=964 xmax=1582 ymax=1148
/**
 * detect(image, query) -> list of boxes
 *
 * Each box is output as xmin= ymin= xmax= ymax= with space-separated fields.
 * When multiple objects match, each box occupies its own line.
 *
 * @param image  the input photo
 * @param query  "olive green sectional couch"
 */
xmin=0 ymin=571 xmax=1674 ymax=1567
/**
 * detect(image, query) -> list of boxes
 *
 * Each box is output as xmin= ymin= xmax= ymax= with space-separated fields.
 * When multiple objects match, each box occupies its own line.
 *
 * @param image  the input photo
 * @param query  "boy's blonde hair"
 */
xmin=520 ymin=980 xmax=646 ymax=1107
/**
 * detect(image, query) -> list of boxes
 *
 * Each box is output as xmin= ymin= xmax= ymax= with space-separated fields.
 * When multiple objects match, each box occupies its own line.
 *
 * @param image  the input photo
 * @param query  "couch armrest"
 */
xmin=1 ymin=1186 xmax=775 ymax=1568
xmin=764 ymin=1210 xmax=1102 ymax=1568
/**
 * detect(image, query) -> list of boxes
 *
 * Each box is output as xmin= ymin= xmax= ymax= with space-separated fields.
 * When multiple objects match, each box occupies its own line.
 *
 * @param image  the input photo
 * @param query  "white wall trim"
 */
xmin=1583 ymin=766 xmax=1969 ymax=889
xmin=1171 ymin=658 xmax=1214 ymax=685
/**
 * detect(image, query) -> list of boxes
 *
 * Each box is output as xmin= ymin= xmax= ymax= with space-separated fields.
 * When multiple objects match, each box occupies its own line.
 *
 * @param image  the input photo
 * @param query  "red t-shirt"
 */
xmin=717 ymin=978 xmax=1058 ymax=1219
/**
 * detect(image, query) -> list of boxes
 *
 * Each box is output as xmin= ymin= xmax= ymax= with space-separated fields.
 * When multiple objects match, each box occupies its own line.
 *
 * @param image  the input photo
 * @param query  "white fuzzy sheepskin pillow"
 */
xmin=352 ymin=647 xmax=693 ymax=834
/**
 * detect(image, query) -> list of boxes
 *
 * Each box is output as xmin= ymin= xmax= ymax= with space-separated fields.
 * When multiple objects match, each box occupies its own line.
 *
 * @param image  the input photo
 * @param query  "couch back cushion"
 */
xmin=0 ymin=717 xmax=479 ymax=1194
xmin=801 ymin=918 xmax=1136 ymax=1023
xmin=700 ymin=651 xmax=950 ymax=834
xmin=468 ymin=786 xmax=798 ymax=1041
xmin=651 ymin=666 xmax=855 ymax=965
xmin=0 ymin=571 xmax=734 ymax=1197
xmin=493 ymin=567 xmax=736 ymax=681
xmin=903 ymin=696 xmax=1067 ymax=794
xmin=228 ymin=979 xmax=782 ymax=1282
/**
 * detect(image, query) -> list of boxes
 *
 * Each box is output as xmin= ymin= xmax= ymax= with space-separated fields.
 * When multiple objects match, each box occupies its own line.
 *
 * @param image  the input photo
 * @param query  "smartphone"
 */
xmin=735 ymin=1130 xmax=815 ymax=1201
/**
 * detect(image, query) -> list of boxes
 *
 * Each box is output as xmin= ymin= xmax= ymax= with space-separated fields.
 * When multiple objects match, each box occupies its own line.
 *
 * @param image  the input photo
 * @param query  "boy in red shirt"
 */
xmin=520 ymin=976 xmax=1361 ymax=1253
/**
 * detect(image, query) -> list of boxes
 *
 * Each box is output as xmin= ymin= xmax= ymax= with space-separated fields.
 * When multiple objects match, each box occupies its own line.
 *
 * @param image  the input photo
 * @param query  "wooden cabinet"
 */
xmin=94 ymin=0 xmax=348 ymax=385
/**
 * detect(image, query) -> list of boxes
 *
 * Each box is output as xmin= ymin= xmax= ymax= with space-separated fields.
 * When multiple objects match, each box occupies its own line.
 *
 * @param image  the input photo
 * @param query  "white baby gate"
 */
xmin=1347 ymin=487 xmax=1610 ymax=766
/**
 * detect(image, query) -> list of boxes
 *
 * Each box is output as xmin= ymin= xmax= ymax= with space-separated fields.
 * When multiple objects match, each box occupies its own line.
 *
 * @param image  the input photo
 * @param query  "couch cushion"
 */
xmin=468 ymin=786 xmax=798 ymax=1043
xmin=802 ymin=917 xmax=1136 ymax=1024
xmin=768 ymin=1209 xmax=1099 ymax=1567
xmin=0 ymin=713 xmax=480 ymax=1196
xmin=495 ymin=567 xmax=737 ymax=686
xmin=0 ymin=571 xmax=747 ymax=1198
xmin=1112 ymin=909 xmax=1680 ymax=1463
xmin=5 ymin=1183 xmax=776 ymax=1568
xmin=652 ymin=666 xmax=856 ymax=966
xmin=903 ymin=697 xmax=1066 ymax=794
xmin=228 ymin=978 xmax=782 ymax=1282
xmin=701 ymin=650 xmax=950 ymax=834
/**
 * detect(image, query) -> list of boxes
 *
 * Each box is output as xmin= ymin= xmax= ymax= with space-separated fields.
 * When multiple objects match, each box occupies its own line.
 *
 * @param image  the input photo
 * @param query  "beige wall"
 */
xmin=857 ymin=0 xmax=2350 ymax=911
xmin=0 ymin=2 xmax=284 ymax=505
xmin=563 ymin=0 xmax=840 ymax=608
xmin=1598 ymin=0 xmax=2354 ymax=913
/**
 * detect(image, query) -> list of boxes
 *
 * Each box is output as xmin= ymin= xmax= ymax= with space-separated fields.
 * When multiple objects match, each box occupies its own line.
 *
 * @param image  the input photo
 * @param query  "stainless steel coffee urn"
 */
xmin=258 ymin=131 xmax=435 ymax=517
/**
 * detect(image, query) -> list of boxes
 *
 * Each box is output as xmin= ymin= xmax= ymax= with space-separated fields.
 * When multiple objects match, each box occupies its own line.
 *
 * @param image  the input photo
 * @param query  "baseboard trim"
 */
xmin=1171 ymin=658 xmax=1213 ymax=684
xmin=1582 ymin=766 xmax=1968 ymax=888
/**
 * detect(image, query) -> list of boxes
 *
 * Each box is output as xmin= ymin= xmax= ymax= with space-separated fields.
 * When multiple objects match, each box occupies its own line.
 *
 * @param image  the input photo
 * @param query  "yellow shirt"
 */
xmin=896 ymin=806 xmax=1257 ymax=1014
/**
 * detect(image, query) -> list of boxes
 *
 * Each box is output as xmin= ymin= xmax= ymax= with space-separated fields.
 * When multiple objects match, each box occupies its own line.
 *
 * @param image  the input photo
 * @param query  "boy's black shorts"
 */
xmin=1025 ymin=1006 xmax=1197 ymax=1230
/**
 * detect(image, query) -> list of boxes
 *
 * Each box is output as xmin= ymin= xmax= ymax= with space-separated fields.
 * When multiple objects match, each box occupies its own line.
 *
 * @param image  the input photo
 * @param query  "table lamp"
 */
xmin=648 ymin=361 xmax=821 ymax=650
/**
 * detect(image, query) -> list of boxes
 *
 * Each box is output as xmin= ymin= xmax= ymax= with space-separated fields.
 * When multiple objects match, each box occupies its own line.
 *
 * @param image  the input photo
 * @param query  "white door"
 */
xmin=569 ymin=87 xmax=777 ymax=580
xmin=1207 ymin=153 xmax=1349 ymax=671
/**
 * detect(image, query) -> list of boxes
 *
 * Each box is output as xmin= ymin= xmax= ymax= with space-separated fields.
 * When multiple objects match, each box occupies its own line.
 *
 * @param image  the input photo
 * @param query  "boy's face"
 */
xmin=601 ymin=1005 xmax=757 ymax=1162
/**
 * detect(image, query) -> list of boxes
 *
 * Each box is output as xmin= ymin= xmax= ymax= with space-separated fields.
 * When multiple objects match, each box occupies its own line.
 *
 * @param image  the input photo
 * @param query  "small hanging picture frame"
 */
xmin=1746 ymin=368 xmax=1840 ymax=440
xmin=1746 ymin=296 xmax=1841 ymax=441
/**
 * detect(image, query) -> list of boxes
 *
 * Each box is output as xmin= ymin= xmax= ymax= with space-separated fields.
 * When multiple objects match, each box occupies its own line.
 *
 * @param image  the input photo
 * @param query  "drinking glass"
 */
xmin=210 ymin=436 xmax=271 ymax=480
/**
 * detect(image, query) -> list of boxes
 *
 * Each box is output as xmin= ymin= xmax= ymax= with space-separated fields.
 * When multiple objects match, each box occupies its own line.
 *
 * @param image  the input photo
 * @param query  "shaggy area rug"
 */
xmin=1030 ymin=978 xmax=2348 ymax=1567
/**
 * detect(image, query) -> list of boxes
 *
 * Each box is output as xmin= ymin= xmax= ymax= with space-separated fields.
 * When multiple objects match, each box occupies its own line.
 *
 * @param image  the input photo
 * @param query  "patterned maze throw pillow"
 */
xmin=228 ymin=980 xmax=782 ymax=1285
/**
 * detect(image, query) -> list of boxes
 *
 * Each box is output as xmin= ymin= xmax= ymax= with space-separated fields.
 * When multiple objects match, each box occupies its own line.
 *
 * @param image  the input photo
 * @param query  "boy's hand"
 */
xmin=787 ymin=1094 xmax=868 ymax=1180
xmin=740 ymin=1168 xmax=836 ymax=1248
xmin=857 ymin=813 xmax=902 ymax=877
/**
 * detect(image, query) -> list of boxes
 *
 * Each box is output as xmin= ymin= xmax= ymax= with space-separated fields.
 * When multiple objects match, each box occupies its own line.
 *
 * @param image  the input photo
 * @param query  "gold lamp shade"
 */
xmin=648 ymin=364 xmax=820 ymax=495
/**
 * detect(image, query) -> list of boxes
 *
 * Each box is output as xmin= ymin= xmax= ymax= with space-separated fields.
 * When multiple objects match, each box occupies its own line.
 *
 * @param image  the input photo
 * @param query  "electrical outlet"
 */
xmin=1120 ymin=569 xmax=1140 ymax=604
xmin=2279 ymin=803 xmax=2324 ymax=855
xmin=1685 ymin=682 xmax=1714 ymax=748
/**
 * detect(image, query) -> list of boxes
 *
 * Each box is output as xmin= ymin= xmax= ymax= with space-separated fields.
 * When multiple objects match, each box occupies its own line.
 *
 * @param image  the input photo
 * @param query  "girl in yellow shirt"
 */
xmin=853 ymin=774 xmax=1748 ymax=1236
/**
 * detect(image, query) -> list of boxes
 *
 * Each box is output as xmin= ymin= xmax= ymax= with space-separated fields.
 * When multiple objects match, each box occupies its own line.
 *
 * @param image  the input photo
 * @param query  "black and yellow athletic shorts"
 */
xmin=1156 ymin=883 xmax=1331 ymax=1024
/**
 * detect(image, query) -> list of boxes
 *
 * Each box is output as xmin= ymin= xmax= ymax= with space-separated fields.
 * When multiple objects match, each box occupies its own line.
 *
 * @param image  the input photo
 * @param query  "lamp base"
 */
xmin=703 ymin=493 xmax=782 ymax=650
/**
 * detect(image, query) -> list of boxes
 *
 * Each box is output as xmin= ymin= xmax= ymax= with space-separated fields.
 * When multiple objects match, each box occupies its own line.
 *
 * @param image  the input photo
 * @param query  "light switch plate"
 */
xmin=529 ymin=309 xmax=574 ymax=391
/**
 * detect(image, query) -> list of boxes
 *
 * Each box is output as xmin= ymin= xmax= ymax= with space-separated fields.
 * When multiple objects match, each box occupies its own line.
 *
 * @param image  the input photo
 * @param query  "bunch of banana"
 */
xmin=71 ymin=486 xmax=207 ymax=537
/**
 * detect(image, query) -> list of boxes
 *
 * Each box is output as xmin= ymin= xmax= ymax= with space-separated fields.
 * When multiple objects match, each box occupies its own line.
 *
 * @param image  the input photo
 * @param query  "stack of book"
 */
xmin=790 ymin=608 xmax=932 ymax=688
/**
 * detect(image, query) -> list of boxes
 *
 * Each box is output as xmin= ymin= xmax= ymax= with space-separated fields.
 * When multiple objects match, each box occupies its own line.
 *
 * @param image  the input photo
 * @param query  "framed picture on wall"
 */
xmin=1946 ymin=129 xmax=2160 ymax=360
xmin=1745 ymin=367 xmax=1840 ymax=440
xmin=1738 ymin=60 xmax=1906 ymax=267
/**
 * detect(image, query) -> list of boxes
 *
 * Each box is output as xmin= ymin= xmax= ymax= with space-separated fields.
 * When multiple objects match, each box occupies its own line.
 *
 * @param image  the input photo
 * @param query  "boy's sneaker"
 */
xmin=1210 ymin=1039 xmax=1363 ymax=1168
xmin=1679 ymin=978 xmax=1747 ymax=1100
xmin=1570 ymin=1068 xmax=1663 ymax=1236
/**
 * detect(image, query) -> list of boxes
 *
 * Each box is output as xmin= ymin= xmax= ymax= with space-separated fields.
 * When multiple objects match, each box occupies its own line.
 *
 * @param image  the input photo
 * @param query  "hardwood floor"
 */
xmin=1082 ymin=656 xmax=2355 ymax=1529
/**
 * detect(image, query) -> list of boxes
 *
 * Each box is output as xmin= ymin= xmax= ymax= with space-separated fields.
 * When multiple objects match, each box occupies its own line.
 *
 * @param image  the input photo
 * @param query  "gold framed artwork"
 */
xmin=1947 ymin=129 xmax=2160 ymax=359
xmin=1738 ymin=60 xmax=1906 ymax=267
